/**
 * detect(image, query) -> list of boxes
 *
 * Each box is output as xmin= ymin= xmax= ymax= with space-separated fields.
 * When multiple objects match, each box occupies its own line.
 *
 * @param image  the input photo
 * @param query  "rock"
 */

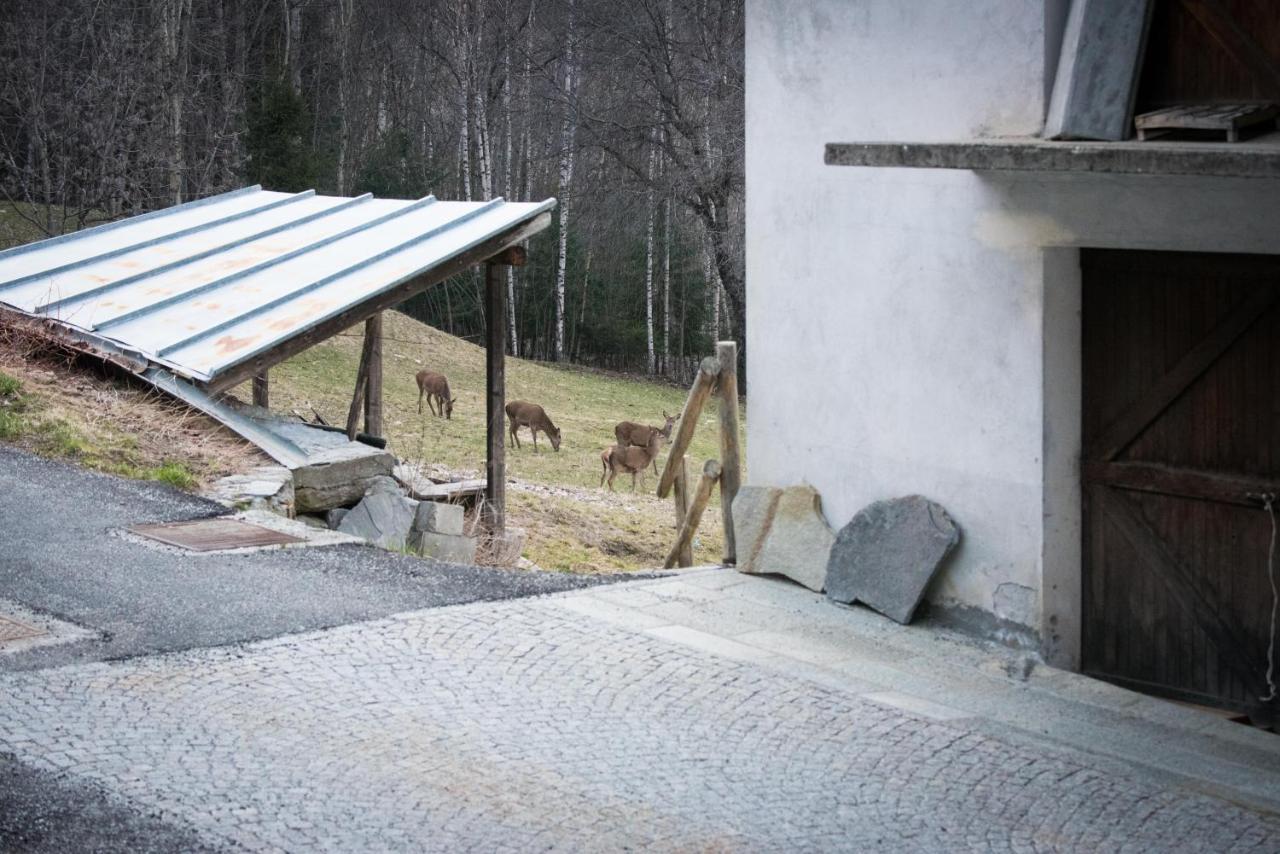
xmin=413 ymin=501 xmax=464 ymax=536
xmin=824 ymin=495 xmax=960 ymax=624
xmin=733 ymin=485 xmax=834 ymax=592
xmin=364 ymin=475 xmax=403 ymax=497
xmin=203 ymin=466 xmax=294 ymax=515
xmin=410 ymin=530 xmax=477 ymax=564
xmin=336 ymin=492 xmax=416 ymax=550
xmin=326 ymin=508 xmax=349 ymax=530
xmin=292 ymin=444 xmax=395 ymax=513
xmin=296 ymin=514 xmax=329 ymax=530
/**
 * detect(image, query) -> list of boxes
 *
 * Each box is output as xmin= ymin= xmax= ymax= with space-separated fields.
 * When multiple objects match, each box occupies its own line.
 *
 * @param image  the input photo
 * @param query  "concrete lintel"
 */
xmin=824 ymin=138 xmax=1280 ymax=179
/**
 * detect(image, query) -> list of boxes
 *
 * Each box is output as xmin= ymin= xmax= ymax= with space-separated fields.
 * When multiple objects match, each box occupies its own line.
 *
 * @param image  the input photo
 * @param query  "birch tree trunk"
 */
xmin=662 ymin=194 xmax=671 ymax=376
xmin=159 ymin=0 xmax=193 ymax=205
xmin=553 ymin=0 xmax=576 ymax=362
xmin=644 ymin=142 xmax=656 ymax=375
xmin=335 ymin=0 xmax=353 ymax=194
xmin=503 ymin=25 xmax=519 ymax=355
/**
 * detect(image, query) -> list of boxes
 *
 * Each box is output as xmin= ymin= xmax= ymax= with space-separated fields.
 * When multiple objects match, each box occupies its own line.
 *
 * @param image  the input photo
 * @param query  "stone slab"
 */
xmin=203 ymin=466 xmax=294 ymax=515
xmin=336 ymin=492 xmax=416 ymax=550
xmin=410 ymin=530 xmax=477 ymax=564
xmin=292 ymin=444 xmax=395 ymax=513
xmin=825 ymin=495 xmax=960 ymax=624
xmin=734 ymin=485 xmax=834 ymax=592
xmin=413 ymin=501 xmax=464 ymax=536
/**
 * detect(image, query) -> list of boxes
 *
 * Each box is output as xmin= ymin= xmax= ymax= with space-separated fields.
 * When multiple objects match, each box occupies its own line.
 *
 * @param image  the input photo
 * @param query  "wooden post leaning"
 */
xmin=663 ymin=459 xmax=722 ymax=569
xmin=715 ymin=341 xmax=742 ymax=564
xmin=363 ymin=312 xmax=384 ymax=437
xmin=672 ymin=457 xmax=693 ymax=567
xmin=657 ymin=355 xmax=721 ymax=499
xmin=252 ymin=371 xmax=269 ymax=409
xmin=345 ymin=330 xmax=376 ymax=440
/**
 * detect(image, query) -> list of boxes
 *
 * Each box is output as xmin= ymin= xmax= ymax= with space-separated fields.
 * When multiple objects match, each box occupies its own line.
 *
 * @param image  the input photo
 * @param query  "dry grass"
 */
xmin=243 ymin=310 xmax=744 ymax=572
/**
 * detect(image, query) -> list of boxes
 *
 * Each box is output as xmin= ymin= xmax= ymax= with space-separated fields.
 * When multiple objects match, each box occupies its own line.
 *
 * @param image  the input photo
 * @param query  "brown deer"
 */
xmin=416 ymin=370 xmax=457 ymax=419
xmin=505 ymin=400 xmax=562 ymax=452
xmin=600 ymin=430 xmax=665 ymax=492
xmin=614 ymin=411 xmax=676 ymax=474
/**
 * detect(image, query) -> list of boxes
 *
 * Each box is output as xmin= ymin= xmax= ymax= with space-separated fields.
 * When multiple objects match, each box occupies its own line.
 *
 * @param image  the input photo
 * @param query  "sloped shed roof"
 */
xmin=0 ymin=186 xmax=555 ymax=385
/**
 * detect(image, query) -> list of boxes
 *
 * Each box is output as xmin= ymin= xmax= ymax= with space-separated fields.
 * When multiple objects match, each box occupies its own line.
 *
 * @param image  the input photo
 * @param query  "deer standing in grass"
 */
xmin=506 ymin=400 xmax=562 ymax=452
xmin=600 ymin=430 xmax=665 ymax=492
xmin=416 ymin=370 xmax=457 ymax=419
xmin=614 ymin=412 xmax=676 ymax=474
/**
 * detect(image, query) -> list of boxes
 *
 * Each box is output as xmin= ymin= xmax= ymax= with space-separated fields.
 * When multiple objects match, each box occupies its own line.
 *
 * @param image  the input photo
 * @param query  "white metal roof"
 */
xmin=0 ymin=186 xmax=555 ymax=383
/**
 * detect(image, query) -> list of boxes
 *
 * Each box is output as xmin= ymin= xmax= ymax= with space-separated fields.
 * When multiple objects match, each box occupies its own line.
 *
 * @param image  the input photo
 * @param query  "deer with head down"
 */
xmin=506 ymin=400 xmax=562 ymax=452
xmin=600 ymin=430 xmax=665 ymax=492
xmin=614 ymin=411 xmax=676 ymax=474
xmin=416 ymin=370 xmax=457 ymax=419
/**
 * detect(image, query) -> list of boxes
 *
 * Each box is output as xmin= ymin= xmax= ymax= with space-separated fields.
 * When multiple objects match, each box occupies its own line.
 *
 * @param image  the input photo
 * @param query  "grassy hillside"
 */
xmin=246 ymin=311 xmax=742 ymax=572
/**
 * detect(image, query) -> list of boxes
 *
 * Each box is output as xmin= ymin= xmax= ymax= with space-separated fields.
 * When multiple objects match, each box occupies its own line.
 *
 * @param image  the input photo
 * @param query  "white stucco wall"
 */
xmin=745 ymin=0 xmax=1280 ymax=662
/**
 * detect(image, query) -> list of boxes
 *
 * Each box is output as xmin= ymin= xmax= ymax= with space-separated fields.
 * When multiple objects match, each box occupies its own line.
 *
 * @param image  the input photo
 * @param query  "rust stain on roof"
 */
xmin=213 ymin=332 xmax=260 ymax=356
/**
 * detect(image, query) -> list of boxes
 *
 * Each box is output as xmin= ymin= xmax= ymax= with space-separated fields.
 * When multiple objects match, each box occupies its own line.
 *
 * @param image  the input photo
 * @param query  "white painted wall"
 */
xmin=745 ymin=0 xmax=1280 ymax=661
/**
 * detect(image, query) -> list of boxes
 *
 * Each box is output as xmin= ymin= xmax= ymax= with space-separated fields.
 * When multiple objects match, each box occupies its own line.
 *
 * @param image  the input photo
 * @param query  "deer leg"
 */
xmin=509 ymin=420 xmax=520 ymax=448
xmin=607 ymin=468 xmax=616 ymax=491
xmin=532 ymin=429 xmax=539 ymax=453
xmin=417 ymin=388 xmax=424 ymax=414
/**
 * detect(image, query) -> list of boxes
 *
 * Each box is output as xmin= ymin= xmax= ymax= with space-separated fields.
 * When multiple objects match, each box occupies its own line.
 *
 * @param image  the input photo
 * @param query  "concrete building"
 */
xmin=745 ymin=0 xmax=1280 ymax=715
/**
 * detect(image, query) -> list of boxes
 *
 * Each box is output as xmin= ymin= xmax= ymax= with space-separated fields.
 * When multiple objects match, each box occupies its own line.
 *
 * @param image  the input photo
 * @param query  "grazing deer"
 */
xmin=614 ymin=411 xmax=676 ymax=474
xmin=600 ymin=430 xmax=665 ymax=492
xmin=505 ymin=400 xmax=562 ymax=452
xmin=416 ymin=370 xmax=457 ymax=419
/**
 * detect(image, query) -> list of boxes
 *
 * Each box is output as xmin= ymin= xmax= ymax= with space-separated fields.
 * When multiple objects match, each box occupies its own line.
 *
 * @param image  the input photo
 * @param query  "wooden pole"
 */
xmin=672 ymin=457 xmax=693 ymax=567
xmin=484 ymin=260 xmax=507 ymax=532
xmin=716 ymin=340 xmax=742 ymax=564
xmin=346 ymin=330 xmax=375 ymax=440
xmin=363 ymin=312 xmax=384 ymax=437
xmin=664 ymin=459 xmax=721 ymax=569
xmin=252 ymin=371 xmax=269 ymax=409
xmin=656 ymin=355 xmax=720 ymax=498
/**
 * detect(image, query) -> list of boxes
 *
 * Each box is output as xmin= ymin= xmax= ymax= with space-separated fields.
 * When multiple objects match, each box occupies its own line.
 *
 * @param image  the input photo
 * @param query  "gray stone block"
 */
xmin=734 ymin=485 xmax=834 ymax=592
xmin=364 ymin=476 xmax=403 ymax=498
xmin=296 ymin=514 xmax=329 ymax=530
xmin=410 ymin=530 xmax=477 ymax=564
xmin=326 ymin=508 xmax=349 ymax=530
xmin=292 ymin=444 xmax=395 ymax=513
xmin=336 ymin=492 xmax=416 ymax=550
xmin=824 ymin=495 xmax=960 ymax=624
xmin=413 ymin=501 xmax=464 ymax=536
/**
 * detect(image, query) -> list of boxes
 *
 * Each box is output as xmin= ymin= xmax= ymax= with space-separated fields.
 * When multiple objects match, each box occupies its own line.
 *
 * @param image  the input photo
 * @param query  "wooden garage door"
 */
xmin=1082 ymin=249 xmax=1279 ymax=712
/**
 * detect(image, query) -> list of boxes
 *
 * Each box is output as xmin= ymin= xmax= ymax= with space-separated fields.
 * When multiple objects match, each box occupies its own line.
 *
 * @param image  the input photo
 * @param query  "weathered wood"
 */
xmin=716 ymin=340 xmax=742 ymax=565
xmin=1084 ymin=460 xmax=1279 ymax=508
xmin=1091 ymin=285 xmax=1277 ymax=461
xmin=484 ymin=260 xmax=507 ymax=532
xmin=664 ymin=459 xmax=721 ymax=569
xmin=204 ymin=212 xmax=552 ymax=395
xmin=346 ymin=329 xmax=375 ymax=440
xmin=490 ymin=245 xmax=528 ymax=267
xmin=1178 ymin=0 xmax=1280 ymax=94
xmin=672 ymin=457 xmax=693 ymax=567
xmin=1105 ymin=490 xmax=1268 ymax=694
xmin=251 ymin=371 xmax=269 ymax=409
xmin=656 ymin=355 xmax=720 ymax=498
xmin=363 ymin=312 xmax=384 ymax=437
xmin=1135 ymin=104 xmax=1279 ymax=141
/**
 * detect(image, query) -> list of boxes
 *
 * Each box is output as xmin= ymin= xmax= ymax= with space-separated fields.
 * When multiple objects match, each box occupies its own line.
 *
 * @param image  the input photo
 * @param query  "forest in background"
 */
xmin=0 ymin=0 xmax=744 ymax=380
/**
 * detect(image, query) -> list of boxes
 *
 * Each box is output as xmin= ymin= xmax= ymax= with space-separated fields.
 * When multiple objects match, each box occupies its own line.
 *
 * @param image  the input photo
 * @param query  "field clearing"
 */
xmin=242 ymin=310 xmax=743 ymax=572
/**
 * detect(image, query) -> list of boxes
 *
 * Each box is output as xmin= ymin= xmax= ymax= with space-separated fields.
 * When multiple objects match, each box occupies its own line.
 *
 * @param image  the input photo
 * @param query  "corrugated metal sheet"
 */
xmin=0 ymin=186 xmax=555 ymax=383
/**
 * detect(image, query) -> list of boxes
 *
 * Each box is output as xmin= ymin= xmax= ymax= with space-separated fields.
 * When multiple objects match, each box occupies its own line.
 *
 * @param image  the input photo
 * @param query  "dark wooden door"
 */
xmin=1082 ymin=249 xmax=1280 ymax=712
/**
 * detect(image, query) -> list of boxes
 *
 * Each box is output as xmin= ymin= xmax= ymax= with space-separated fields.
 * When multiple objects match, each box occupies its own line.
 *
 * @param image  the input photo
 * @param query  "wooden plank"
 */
xmin=664 ymin=460 xmax=722 ymax=569
xmin=251 ymin=371 xmax=269 ymax=409
xmin=1136 ymin=103 xmax=1278 ymax=131
xmin=656 ymin=356 xmax=721 ymax=499
xmin=484 ymin=260 xmax=506 ymax=532
xmin=1179 ymin=0 xmax=1280 ymax=94
xmin=363 ymin=312 xmax=384 ymax=437
xmin=1091 ymin=285 xmax=1278 ymax=461
xmin=672 ymin=458 xmax=693 ymax=567
xmin=204 ymin=212 xmax=552 ymax=395
xmin=346 ymin=330 xmax=375 ymax=441
xmin=1085 ymin=460 xmax=1279 ymax=507
xmin=716 ymin=341 xmax=742 ymax=565
xmin=1105 ymin=489 xmax=1268 ymax=695
xmin=490 ymin=245 xmax=528 ymax=267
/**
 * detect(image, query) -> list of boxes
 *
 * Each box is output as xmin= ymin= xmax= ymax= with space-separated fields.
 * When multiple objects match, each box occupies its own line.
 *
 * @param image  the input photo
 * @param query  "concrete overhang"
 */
xmin=824 ymin=134 xmax=1280 ymax=179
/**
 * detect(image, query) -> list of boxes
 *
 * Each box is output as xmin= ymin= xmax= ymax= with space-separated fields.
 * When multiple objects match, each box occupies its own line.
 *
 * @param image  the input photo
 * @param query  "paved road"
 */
xmin=0 ymin=447 xmax=614 ymax=671
xmin=3 ymin=593 xmax=1278 ymax=852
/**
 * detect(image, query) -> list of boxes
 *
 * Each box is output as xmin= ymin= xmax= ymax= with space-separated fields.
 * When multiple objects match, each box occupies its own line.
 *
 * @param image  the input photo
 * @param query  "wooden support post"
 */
xmin=657 ymin=355 xmax=721 ymax=498
xmin=484 ymin=260 xmax=507 ymax=532
xmin=346 ymin=329 xmax=375 ymax=440
xmin=664 ymin=459 xmax=721 ymax=569
xmin=672 ymin=457 xmax=693 ymax=567
xmin=363 ymin=312 xmax=384 ymax=437
xmin=716 ymin=340 xmax=742 ymax=564
xmin=252 ymin=371 xmax=269 ymax=409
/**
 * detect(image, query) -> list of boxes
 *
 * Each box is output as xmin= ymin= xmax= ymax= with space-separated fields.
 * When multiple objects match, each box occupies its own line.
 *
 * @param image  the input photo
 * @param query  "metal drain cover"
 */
xmin=0 ymin=615 xmax=46 ymax=644
xmin=129 ymin=518 xmax=305 ymax=551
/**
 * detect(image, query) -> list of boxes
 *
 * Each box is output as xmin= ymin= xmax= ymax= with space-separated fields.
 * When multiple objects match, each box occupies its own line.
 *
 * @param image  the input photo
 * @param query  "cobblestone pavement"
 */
xmin=2 ymin=594 xmax=1278 ymax=852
